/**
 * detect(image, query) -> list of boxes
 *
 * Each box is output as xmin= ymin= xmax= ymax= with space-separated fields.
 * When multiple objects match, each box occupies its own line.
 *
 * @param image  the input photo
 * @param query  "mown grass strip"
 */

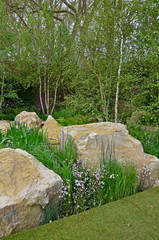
xmin=3 ymin=186 xmax=159 ymax=240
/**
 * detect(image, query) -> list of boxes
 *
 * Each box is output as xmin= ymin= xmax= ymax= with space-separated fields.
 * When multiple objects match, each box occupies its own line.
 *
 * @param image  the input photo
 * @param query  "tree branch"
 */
xmin=30 ymin=8 xmax=74 ymax=17
xmin=61 ymin=0 xmax=77 ymax=13
xmin=53 ymin=15 xmax=63 ymax=22
xmin=15 ymin=12 xmax=28 ymax=28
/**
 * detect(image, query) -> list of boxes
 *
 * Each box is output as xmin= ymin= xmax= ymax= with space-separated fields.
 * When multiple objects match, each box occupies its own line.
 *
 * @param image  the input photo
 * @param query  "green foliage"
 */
xmin=57 ymin=115 xmax=94 ymax=126
xmin=0 ymin=113 xmax=15 ymax=121
xmin=0 ymin=106 xmax=36 ymax=121
xmin=53 ymin=108 xmax=72 ymax=120
xmin=53 ymin=108 xmax=96 ymax=126
xmin=121 ymin=59 xmax=159 ymax=125
xmin=128 ymin=110 xmax=158 ymax=126
xmin=0 ymin=122 xmax=48 ymax=151
xmin=0 ymin=112 xmax=6 ymax=120
xmin=29 ymin=138 xmax=77 ymax=179
xmin=0 ymin=0 xmax=158 ymax=123
xmin=0 ymin=3 xmax=18 ymax=111
xmin=64 ymin=91 xmax=101 ymax=117
xmin=58 ymin=159 xmax=137 ymax=218
xmin=42 ymin=202 xmax=59 ymax=225
xmin=30 ymin=138 xmax=77 ymax=218
xmin=102 ymin=161 xmax=137 ymax=200
xmin=37 ymin=114 xmax=48 ymax=121
xmin=127 ymin=123 xmax=159 ymax=158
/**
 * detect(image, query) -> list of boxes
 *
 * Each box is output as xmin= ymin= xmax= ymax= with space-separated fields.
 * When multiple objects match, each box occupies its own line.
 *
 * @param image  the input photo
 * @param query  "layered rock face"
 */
xmin=62 ymin=122 xmax=159 ymax=182
xmin=0 ymin=148 xmax=62 ymax=239
xmin=15 ymin=111 xmax=44 ymax=129
xmin=42 ymin=115 xmax=62 ymax=144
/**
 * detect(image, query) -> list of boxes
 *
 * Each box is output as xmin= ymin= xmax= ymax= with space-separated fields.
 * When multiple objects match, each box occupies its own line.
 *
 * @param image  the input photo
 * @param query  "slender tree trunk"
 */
xmin=0 ymin=75 xmax=5 ymax=112
xmin=47 ymin=72 xmax=50 ymax=114
xmin=50 ymin=77 xmax=60 ymax=115
xmin=39 ymin=69 xmax=45 ymax=114
xmin=44 ymin=65 xmax=49 ymax=114
xmin=106 ymin=71 xmax=112 ymax=121
xmin=115 ymin=19 xmax=124 ymax=123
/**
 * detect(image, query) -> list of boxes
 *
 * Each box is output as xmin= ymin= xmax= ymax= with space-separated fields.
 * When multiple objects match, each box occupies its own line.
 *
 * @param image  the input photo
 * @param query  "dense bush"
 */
xmin=127 ymin=123 xmax=159 ymax=158
xmin=53 ymin=108 xmax=96 ymax=126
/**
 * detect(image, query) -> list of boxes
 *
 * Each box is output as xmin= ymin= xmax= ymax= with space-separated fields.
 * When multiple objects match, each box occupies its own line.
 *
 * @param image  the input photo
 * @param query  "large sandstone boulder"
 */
xmin=42 ymin=115 xmax=62 ymax=144
xmin=61 ymin=122 xmax=159 ymax=183
xmin=0 ymin=148 xmax=62 ymax=239
xmin=15 ymin=111 xmax=44 ymax=129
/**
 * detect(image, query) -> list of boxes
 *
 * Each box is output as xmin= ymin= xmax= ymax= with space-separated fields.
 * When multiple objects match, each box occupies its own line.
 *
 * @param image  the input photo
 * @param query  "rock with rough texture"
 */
xmin=15 ymin=111 xmax=44 ymax=129
xmin=0 ymin=148 xmax=62 ymax=239
xmin=42 ymin=115 xmax=62 ymax=144
xmin=62 ymin=122 xmax=159 ymax=182
xmin=0 ymin=120 xmax=10 ymax=131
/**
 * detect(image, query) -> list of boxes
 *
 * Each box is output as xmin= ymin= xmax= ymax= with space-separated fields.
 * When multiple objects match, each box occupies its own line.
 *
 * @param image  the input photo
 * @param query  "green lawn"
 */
xmin=3 ymin=186 xmax=159 ymax=240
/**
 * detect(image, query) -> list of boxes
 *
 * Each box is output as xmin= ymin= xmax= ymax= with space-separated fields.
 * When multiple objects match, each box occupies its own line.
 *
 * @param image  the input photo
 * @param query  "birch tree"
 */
xmin=115 ymin=0 xmax=124 ymax=123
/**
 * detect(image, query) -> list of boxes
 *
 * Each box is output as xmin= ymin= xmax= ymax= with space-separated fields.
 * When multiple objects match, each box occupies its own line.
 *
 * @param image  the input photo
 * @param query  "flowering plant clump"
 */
xmin=137 ymin=165 xmax=153 ymax=191
xmin=58 ymin=158 xmax=137 ymax=218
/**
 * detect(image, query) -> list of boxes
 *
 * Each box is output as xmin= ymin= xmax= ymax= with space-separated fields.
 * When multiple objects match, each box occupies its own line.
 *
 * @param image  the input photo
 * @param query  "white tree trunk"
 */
xmin=115 ymin=19 xmax=124 ymax=123
xmin=50 ymin=77 xmax=60 ymax=115
xmin=47 ymin=72 xmax=50 ymax=114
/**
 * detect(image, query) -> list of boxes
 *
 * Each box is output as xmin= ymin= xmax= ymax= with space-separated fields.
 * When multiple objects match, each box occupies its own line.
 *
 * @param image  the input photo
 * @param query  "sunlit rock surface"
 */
xmin=0 ymin=120 xmax=10 ymax=131
xmin=42 ymin=115 xmax=62 ymax=144
xmin=0 ymin=148 xmax=62 ymax=239
xmin=15 ymin=111 xmax=44 ymax=129
xmin=62 ymin=122 xmax=159 ymax=181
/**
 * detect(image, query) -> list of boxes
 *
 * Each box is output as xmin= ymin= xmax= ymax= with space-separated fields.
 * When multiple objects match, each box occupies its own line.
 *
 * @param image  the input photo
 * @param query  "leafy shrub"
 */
xmin=37 ymin=113 xmax=48 ymax=121
xmin=0 ymin=113 xmax=15 ymax=121
xmin=127 ymin=110 xmax=158 ymax=126
xmin=53 ymin=108 xmax=72 ymax=120
xmin=53 ymin=107 xmax=96 ymax=126
xmin=57 ymin=115 xmax=95 ymax=126
xmin=127 ymin=123 xmax=159 ymax=158
xmin=0 ymin=112 xmax=6 ymax=120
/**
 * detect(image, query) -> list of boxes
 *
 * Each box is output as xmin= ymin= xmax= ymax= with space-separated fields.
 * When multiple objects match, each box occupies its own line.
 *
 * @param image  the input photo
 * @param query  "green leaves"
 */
xmin=0 ymin=0 xmax=158 ymax=124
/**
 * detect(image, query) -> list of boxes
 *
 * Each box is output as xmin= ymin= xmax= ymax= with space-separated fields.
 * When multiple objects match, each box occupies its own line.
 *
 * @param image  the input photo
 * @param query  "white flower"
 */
xmin=110 ymin=174 xmax=115 ymax=179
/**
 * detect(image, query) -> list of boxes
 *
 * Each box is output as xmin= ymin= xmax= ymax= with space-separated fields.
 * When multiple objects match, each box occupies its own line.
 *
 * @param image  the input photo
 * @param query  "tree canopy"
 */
xmin=0 ymin=0 xmax=158 ymax=125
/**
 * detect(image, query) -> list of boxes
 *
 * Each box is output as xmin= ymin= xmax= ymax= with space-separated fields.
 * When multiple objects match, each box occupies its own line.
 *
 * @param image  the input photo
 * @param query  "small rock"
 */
xmin=15 ymin=111 xmax=44 ymax=129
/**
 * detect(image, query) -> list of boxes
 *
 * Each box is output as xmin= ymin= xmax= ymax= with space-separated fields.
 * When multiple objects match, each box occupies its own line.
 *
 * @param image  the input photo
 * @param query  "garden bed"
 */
xmin=0 ymin=122 xmax=158 ymax=238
